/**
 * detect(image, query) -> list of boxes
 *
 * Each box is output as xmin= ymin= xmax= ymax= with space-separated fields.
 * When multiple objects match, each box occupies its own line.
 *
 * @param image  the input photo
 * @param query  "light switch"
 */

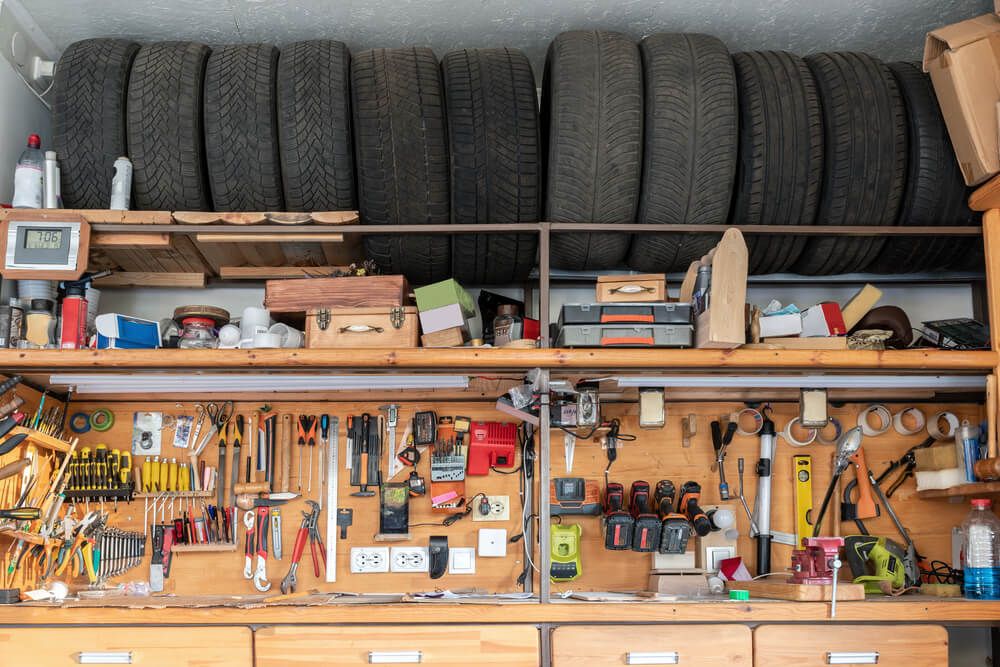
xmin=448 ymin=547 xmax=476 ymax=574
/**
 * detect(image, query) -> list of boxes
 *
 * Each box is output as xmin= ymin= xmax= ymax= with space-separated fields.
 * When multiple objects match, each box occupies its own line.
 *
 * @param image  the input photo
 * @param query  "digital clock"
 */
xmin=0 ymin=212 xmax=89 ymax=279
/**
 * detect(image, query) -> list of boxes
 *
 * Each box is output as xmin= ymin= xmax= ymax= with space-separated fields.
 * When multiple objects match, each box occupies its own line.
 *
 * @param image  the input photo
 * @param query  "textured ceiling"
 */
xmin=21 ymin=0 xmax=994 ymax=73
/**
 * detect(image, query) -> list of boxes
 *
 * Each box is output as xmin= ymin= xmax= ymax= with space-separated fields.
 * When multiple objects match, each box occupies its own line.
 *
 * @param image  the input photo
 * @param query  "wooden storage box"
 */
xmin=306 ymin=306 xmax=419 ymax=348
xmin=680 ymin=228 xmax=748 ymax=349
xmin=596 ymin=274 xmax=666 ymax=302
xmin=265 ymin=275 xmax=411 ymax=313
xmin=421 ymin=325 xmax=468 ymax=348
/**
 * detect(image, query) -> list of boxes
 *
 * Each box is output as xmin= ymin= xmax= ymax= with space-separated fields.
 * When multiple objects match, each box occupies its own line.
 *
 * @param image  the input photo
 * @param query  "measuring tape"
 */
xmin=793 ymin=455 xmax=813 ymax=543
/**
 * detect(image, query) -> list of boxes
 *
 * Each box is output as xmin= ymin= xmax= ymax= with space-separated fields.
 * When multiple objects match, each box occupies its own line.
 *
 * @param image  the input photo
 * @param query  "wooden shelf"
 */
xmin=917 ymin=481 xmax=1000 ymax=500
xmin=9 ymin=427 xmax=72 ymax=454
xmin=0 ymin=348 xmax=992 ymax=374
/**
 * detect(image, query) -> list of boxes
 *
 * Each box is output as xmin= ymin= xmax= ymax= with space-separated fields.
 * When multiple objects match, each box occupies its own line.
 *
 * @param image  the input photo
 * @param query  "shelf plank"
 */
xmin=9 ymin=427 xmax=72 ymax=453
xmin=917 ymin=481 xmax=1000 ymax=500
xmin=0 ymin=348 xmax=991 ymax=373
xmin=93 ymin=272 xmax=205 ymax=288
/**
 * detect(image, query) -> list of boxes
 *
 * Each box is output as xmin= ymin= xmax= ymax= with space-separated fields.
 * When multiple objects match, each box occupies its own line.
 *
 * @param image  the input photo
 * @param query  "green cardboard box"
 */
xmin=414 ymin=279 xmax=476 ymax=318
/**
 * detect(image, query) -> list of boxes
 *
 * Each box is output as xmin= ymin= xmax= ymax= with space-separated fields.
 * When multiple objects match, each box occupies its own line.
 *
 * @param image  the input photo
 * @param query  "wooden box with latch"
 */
xmin=305 ymin=306 xmax=420 ymax=348
xmin=595 ymin=274 xmax=666 ymax=303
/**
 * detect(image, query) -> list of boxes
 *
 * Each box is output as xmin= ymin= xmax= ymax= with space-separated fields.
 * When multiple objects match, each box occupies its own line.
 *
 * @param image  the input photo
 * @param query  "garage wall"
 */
xmin=0 ymin=53 xmax=50 ymax=204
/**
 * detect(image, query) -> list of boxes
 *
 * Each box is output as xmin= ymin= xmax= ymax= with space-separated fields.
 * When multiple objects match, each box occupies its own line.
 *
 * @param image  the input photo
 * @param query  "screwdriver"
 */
xmin=0 ymin=507 xmax=40 ymax=520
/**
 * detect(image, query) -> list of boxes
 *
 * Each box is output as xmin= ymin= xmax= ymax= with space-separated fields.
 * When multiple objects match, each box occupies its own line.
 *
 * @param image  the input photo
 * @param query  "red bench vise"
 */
xmin=790 ymin=536 xmax=844 ymax=585
xmin=466 ymin=421 xmax=518 ymax=475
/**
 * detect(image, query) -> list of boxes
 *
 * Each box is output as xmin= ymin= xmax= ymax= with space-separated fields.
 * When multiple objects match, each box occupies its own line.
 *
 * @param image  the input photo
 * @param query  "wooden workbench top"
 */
xmin=4 ymin=596 xmax=1000 ymax=625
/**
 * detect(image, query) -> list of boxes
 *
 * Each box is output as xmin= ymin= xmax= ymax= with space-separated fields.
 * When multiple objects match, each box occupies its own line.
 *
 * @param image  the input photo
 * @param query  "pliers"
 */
xmin=279 ymin=501 xmax=325 ymax=594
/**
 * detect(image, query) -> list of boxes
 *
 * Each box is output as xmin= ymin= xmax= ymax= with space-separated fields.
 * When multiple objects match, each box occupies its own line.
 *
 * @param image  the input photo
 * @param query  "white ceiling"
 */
xmin=19 ymin=0 xmax=994 ymax=74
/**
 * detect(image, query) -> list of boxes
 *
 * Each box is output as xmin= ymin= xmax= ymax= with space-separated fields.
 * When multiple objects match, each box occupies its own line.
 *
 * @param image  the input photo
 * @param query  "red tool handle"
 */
xmin=291 ymin=526 xmax=309 ymax=564
xmin=310 ymin=537 xmax=326 ymax=577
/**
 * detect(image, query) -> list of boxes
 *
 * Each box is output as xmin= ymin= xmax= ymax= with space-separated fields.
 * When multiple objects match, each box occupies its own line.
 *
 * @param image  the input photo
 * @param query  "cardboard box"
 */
xmin=421 ymin=326 xmax=467 ymax=348
xmin=647 ymin=573 xmax=710 ymax=596
xmin=418 ymin=303 xmax=467 ymax=334
xmin=924 ymin=13 xmax=1000 ymax=185
xmin=758 ymin=313 xmax=802 ymax=338
xmin=801 ymin=302 xmax=847 ymax=337
xmin=414 ymin=279 xmax=476 ymax=318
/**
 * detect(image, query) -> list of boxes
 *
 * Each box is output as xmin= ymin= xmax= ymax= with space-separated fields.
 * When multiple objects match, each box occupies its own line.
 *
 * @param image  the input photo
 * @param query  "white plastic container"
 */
xmin=11 ymin=134 xmax=43 ymax=208
xmin=963 ymin=498 xmax=1000 ymax=600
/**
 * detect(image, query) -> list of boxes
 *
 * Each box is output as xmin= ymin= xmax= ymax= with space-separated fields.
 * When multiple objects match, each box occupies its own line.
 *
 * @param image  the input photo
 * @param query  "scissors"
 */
xmin=206 ymin=402 xmax=234 ymax=430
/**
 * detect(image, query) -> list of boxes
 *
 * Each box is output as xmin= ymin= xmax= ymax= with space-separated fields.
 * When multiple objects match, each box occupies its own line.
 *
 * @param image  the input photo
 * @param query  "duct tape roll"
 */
xmin=780 ymin=417 xmax=817 ymax=447
xmin=928 ymin=411 xmax=960 ymax=440
xmin=892 ymin=407 xmax=926 ymax=436
xmin=815 ymin=417 xmax=842 ymax=445
xmin=857 ymin=404 xmax=892 ymax=436
xmin=734 ymin=408 xmax=763 ymax=436
xmin=69 ymin=412 xmax=91 ymax=434
xmin=89 ymin=408 xmax=115 ymax=432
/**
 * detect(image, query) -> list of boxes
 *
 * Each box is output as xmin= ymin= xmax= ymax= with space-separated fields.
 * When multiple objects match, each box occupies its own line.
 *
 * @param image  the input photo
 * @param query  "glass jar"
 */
xmin=178 ymin=317 xmax=219 ymax=349
xmin=493 ymin=304 xmax=523 ymax=347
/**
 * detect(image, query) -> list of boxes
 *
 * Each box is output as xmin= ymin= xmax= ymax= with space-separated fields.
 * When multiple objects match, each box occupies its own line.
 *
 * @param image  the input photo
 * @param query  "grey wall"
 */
xmin=22 ymin=0 xmax=995 ymax=73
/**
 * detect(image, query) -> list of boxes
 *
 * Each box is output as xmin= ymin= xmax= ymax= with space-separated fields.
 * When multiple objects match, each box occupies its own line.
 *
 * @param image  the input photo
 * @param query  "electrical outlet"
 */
xmin=350 ymin=547 xmax=389 ymax=573
xmin=390 ymin=546 xmax=429 ymax=573
xmin=471 ymin=495 xmax=510 ymax=522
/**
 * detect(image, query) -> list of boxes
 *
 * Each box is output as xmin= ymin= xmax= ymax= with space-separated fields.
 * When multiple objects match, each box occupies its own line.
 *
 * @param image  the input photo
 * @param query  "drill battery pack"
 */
xmin=602 ymin=482 xmax=634 ymax=550
xmin=629 ymin=481 xmax=662 ymax=552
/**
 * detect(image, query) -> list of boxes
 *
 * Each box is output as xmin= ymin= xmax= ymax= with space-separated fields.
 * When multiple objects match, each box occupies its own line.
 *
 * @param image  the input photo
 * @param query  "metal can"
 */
xmin=8 ymin=299 xmax=23 ymax=348
xmin=693 ymin=265 xmax=712 ymax=314
xmin=110 ymin=156 xmax=132 ymax=210
xmin=0 ymin=306 xmax=11 ymax=348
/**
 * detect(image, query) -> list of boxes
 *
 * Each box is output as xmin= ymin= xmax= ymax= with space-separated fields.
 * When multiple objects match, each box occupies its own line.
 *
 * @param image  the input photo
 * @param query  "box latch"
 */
xmin=390 ymin=307 xmax=405 ymax=329
xmin=316 ymin=309 xmax=331 ymax=331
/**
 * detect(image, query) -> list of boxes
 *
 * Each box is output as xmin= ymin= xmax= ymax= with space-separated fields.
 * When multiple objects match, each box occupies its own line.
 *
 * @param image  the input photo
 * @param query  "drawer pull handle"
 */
xmin=76 ymin=652 xmax=133 ymax=665
xmin=340 ymin=324 xmax=384 ymax=334
xmin=611 ymin=284 xmax=654 ymax=295
xmin=827 ymin=652 xmax=879 ymax=665
xmin=625 ymin=651 xmax=679 ymax=665
xmin=368 ymin=650 xmax=422 ymax=664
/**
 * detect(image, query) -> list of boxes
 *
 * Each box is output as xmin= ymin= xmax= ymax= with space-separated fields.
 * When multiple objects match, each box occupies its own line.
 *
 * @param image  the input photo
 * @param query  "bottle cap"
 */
xmin=729 ymin=589 xmax=749 ymax=601
xmin=972 ymin=498 xmax=992 ymax=510
xmin=27 ymin=134 xmax=40 ymax=149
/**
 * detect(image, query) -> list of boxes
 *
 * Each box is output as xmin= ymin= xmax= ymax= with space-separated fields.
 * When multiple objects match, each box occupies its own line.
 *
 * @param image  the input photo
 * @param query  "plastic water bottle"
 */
xmin=962 ymin=498 xmax=1000 ymax=600
xmin=11 ymin=134 xmax=43 ymax=208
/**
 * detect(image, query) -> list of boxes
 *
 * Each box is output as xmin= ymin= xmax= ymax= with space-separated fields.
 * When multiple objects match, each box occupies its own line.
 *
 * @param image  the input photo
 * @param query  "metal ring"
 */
xmin=734 ymin=408 xmax=763 ymax=437
xmin=69 ymin=412 xmax=91 ymax=434
xmin=928 ymin=411 xmax=960 ymax=440
xmin=89 ymin=408 xmax=115 ymax=432
xmin=892 ymin=407 xmax=926 ymax=436
xmin=857 ymin=404 xmax=892 ymax=437
xmin=815 ymin=417 xmax=842 ymax=445
xmin=780 ymin=417 xmax=817 ymax=447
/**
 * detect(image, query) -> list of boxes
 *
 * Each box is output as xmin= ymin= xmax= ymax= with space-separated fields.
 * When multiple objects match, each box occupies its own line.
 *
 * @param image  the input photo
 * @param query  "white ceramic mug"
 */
xmin=269 ymin=322 xmax=304 ymax=349
xmin=241 ymin=306 xmax=271 ymax=341
xmin=252 ymin=332 xmax=281 ymax=349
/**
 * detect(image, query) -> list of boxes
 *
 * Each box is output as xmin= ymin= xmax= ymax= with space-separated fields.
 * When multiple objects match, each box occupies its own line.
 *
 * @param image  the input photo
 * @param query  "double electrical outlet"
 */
xmin=350 ymin=546 xmax=478 ymax=574
xmin=471 ymin=495 xmax=510 ymax=522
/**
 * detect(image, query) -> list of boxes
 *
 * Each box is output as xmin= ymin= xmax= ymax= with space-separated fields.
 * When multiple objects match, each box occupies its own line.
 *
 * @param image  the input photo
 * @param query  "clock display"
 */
xmin=24 ymin=229 xmax=62 ymax=250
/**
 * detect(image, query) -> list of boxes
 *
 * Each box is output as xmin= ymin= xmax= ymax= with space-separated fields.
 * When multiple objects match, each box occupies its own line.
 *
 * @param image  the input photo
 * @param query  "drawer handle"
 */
xmin=827 ymin=652 xmax=879 ymax=665
xmin=76 ymin=652 xmax=133 ymax=665
xmin=625 ymin=651 xmax=679 ymax=665
xmin=340 ymin=324 xmax=384 ymax=334
xmin=368 ymin=650 xmax=422 ymax=664
xmin=610 ymin=284 xmax=654 ymax=295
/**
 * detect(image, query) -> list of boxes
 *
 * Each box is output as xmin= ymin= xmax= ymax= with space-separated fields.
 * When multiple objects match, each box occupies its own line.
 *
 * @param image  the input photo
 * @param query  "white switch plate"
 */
xmin=478 ymin=529 xmax=507 ymax=557
xmin=448 ymin=547 xmax=476 ymax=574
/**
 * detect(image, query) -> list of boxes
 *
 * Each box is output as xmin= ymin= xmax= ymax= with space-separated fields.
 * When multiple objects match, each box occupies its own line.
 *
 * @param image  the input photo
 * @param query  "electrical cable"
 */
xmin=9 ymin=36 xmax=54 ymax=110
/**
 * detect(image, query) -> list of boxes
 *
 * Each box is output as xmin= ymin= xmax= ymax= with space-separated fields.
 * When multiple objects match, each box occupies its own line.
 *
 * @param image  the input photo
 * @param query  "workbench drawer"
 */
xmin=753 ymin=624 xmax=948 ymax=666
xmin=551 ymin=624 xmax=752 ymax=665
xmin=0 ymin=626 xmax=252 ymax=666
xmin=255 ymin=624 xmax=539 ymax=665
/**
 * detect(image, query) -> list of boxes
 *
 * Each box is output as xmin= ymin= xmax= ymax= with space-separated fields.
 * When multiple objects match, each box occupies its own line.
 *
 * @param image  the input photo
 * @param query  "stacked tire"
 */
xmin=51 ymin=34 xmax=980 ymax=282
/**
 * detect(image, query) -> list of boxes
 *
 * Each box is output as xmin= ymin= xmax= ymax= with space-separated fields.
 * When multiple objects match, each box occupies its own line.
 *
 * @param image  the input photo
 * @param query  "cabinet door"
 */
xmin=0 ymin=626 xmax=252 ymax=666
xmin=255 ymin=624 xmax=539 ymax=666
xmin=754 ymin=625 xmax=948 ymax=666
xmin=551 ymin=624 xmax=752 ymax=666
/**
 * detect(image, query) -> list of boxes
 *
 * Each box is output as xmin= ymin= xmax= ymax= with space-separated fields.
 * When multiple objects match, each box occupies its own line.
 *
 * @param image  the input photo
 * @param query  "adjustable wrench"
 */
xmin=253 ymin=506 xmax=271 ymax=591
xmin=242 ymin=510 xmax=255 ymax=580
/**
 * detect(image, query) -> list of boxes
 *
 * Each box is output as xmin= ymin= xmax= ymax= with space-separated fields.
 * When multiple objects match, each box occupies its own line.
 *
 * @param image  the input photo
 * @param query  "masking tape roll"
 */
xmin=781 ymin=416 xmax=817 ymax=447
xmin=928 ymin=411 xmax=960 ymax=440
xmin=815 ymin=417 xmax=842 ymax=445
xmin=734 ymin=408 xmax=763 ymax=436
xmin=857 ymin=404 xmax=891 ymax=437
xmin=892 ymin=407 xmax=926 ymax=436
